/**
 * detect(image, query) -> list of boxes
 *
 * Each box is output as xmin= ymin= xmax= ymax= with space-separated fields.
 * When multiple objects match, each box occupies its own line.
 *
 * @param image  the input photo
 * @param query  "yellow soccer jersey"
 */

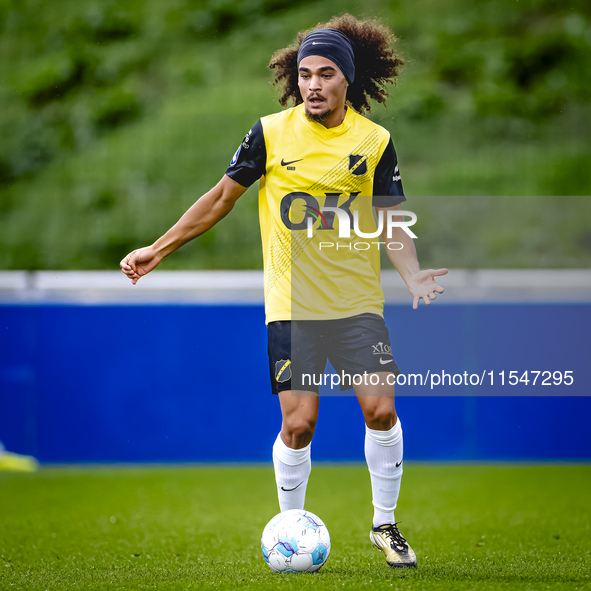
xmin=226 ymin=104 xmax=405 ymax=323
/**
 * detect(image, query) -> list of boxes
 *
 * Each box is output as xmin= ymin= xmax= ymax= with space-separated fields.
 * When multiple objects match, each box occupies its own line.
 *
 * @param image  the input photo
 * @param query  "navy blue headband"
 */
xmin=297 ymin=28 xmax=355 ymax=84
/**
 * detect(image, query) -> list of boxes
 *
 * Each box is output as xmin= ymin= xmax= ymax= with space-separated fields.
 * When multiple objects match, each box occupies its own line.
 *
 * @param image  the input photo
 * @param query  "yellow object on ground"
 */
xmin=0 ymin=451 xmax=39 ymax=472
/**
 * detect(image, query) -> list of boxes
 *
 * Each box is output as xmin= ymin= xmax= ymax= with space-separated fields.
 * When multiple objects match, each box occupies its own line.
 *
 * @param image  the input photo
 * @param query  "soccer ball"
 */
xmin=261 ymin=509 xmax=331 ymax=573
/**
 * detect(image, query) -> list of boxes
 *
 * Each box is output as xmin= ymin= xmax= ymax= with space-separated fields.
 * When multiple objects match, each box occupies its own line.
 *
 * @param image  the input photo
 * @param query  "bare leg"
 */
xmin=354 ymin=371 xmax=397 ymax=430
xmin=278 ymin=390 xmax=319 ymax=448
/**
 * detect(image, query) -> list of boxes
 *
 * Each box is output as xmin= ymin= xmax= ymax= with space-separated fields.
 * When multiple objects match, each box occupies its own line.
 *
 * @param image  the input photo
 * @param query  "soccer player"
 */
xmin=120 ymin=14 xmax=447 ymax=568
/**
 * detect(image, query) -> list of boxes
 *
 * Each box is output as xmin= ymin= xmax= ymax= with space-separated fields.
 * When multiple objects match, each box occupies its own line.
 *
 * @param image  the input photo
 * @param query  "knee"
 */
xmin=364 ymin=404 xmax=397 ymax=431
xmin=282 ymin=415 xmax=317 ymax=447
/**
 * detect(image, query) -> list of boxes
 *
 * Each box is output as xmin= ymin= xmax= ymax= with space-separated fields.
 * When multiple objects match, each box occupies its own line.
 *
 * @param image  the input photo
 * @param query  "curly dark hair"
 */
xmin=269 ymin=14 xmax=403 ymax=114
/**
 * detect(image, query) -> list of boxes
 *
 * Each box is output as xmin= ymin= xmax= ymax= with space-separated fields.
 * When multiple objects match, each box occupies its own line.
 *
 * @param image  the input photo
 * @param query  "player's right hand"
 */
xmin=120 ymin=247 xmax=162 ymax=285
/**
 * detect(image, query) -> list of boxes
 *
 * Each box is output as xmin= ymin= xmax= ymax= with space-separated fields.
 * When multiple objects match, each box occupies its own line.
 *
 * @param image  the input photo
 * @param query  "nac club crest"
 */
xmin=275 ymin=359 xmax=292 ymax=383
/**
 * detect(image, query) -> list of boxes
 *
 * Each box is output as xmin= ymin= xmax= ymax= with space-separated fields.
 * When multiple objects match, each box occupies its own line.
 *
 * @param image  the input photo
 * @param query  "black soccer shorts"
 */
xmin=267 ymin=313 xmax=401 ymax=394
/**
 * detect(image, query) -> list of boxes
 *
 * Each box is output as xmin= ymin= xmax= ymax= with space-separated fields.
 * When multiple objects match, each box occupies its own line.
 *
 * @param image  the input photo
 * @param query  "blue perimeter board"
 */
xmin=0 ymin=303 xmax=589 ymax=463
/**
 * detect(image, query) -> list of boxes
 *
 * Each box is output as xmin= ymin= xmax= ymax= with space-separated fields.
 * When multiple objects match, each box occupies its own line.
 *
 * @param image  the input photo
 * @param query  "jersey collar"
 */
xmin=298 ymin=103 xmax=354 ymax=138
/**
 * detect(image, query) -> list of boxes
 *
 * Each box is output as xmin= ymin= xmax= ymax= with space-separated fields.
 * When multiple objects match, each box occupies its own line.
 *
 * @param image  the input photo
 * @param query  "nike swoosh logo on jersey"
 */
xmin=281 ymin=158 xmax=303 ymax=167
xmin=395 ymin=460 xmax=403 ymax=467
xmin=281 ymin=481 xmax=304 ymax=492
xmin=379 ymin=358 xmax=394 ymax=364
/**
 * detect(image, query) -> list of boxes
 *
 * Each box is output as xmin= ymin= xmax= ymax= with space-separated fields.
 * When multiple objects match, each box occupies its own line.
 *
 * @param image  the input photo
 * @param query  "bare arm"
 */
xmin=377 ymin=203 xmax=448 ymax=310
xmin=120 ymin=174 xmax=248 ymax=284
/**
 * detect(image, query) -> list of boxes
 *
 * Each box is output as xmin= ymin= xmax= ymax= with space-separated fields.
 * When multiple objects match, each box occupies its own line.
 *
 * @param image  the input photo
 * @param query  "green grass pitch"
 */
xmin=1 ymin=465 xmax=590 ymax=590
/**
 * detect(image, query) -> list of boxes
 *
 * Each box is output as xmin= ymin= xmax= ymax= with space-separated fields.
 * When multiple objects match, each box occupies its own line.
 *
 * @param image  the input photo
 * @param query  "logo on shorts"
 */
xmin=372 ymin=342 xmax=392 ymax=356
xmin=275 ymin=359 xmax=292 ymax=383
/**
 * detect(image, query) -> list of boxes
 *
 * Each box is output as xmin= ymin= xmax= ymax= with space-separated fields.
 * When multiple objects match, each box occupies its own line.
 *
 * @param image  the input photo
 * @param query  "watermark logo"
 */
xmin=309 ymin=206 xmax=417 ymax=240
xmin=279 ymin=192 xmax=417 ymax=251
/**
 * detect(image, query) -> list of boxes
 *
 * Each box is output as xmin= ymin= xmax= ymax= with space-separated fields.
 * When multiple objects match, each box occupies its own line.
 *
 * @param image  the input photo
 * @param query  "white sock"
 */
xmin=365 ymin=420 xmax=404 ymax=528
xmin=272 ymin=434 xmax=311 ymax=512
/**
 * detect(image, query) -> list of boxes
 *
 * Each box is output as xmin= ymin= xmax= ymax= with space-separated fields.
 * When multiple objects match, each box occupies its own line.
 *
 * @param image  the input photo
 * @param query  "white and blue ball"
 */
xmin=261 ymin=509 xmax=331 ymax=573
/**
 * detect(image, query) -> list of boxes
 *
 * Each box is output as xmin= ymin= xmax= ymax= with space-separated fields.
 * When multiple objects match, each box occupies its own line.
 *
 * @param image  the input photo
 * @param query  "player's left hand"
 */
xmin=406 ymin=268 xmax=448 ymax=310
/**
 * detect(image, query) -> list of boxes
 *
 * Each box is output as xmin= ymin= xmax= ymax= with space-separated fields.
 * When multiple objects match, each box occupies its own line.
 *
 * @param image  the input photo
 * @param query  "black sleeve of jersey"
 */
xmin=372 ymin=137 xmax=406 ymax=207
xmin=225 ymin=120 xmax=267 ymax=187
